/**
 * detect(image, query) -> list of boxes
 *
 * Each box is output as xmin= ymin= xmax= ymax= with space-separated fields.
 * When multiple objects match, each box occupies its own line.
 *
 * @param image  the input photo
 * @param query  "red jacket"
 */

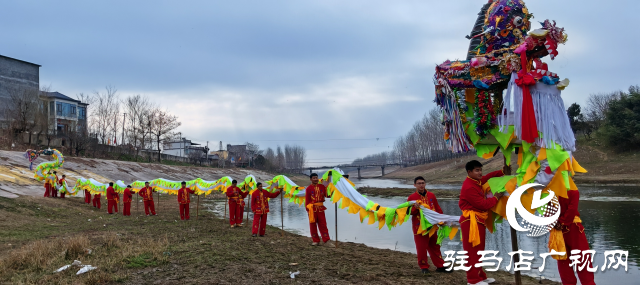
xmin=178 ymin=187 xmax=195 ymax=204
xmin=251 ymin=189 xmax=281 ymax=214
xmin=106 ymin=186 xmax=119 ymax=201
xmin=139 ymin=186 xmax=155 ymax=201
xmin=305 ymin=184 xmax=328 ymax=212
xmin=458 ymin=170 xmax=503 ymax=223
xmin=558 ymin=190 xmax=582 ymax=228
xmin=407 ymin=191 xmax=443 ymax=234
xmin=58 ymin=178 xmax=65 ymax=185
xmin=226 ymin=186 xmax=248 ymax=204
xmin=123 ymin=188 xmax=133 ymax=203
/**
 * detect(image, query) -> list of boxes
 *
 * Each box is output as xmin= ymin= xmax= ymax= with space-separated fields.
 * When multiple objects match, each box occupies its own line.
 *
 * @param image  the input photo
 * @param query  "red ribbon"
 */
xmin=515 ymin=52 xmax=539 ymax=143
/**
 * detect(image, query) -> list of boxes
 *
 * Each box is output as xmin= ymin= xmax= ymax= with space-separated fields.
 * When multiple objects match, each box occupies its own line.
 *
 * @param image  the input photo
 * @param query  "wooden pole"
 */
xmin=224 ymin=196 xmax=227 ymax=223
xmin=136 ymin=192 xmax=139 ymax=214
xmin=157 ymin=191 xmax=160 ymax=212
xmin=335 ymin=203 xmax=338 ymax=248
xmin=280 ymin=190 xmax=284 ymax=237
xmin=504 ymin=155 xmax=522 ymax=285
xmin=197 ymin=194 xmax=200 ymax=220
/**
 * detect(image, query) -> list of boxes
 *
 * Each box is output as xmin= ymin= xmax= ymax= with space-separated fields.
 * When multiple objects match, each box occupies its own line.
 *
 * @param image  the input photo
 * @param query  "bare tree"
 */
xmin=276 ymin=145 xmax=285 ymax=170
xmin=91 ymin=86 xmax=119 ymax=144
xmin=4 ymin=86 xmax=41 ymax=145
xmin=585 ymin=91 xmax=622 ymax=129
xmin=149 ymin=108 xmax=181 ymax=161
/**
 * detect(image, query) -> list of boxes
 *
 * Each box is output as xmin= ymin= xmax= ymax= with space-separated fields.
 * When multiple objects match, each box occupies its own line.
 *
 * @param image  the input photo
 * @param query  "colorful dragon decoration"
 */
xmin=434 ymin=0 xmax=586 ymax=243
xmin=28 ymin=150 xmax=461 ymax=245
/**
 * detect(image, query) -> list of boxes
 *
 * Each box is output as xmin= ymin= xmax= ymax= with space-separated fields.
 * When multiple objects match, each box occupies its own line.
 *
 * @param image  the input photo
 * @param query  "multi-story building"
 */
xmin=163 ymin=137 xmax=203 ymax=157
xmin=0 ymin=55 xmax=40 ymax=128
xmin=41 ymin=91 xmax=88 ymax=134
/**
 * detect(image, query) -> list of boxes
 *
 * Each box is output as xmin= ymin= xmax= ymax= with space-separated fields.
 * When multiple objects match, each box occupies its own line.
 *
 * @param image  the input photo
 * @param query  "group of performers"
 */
xmin=42 ymin=171 xmax=67 ymax=198
xmin=408 ymin=160 xmax=595 ymax=285
xmin=40 ymin=163 xmax=594 ymax=285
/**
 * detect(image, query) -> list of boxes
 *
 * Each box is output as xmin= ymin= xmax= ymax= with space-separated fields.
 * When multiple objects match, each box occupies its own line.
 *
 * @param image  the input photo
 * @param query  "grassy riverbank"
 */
xmin=0 ymin=194 xmax=555 ymax=284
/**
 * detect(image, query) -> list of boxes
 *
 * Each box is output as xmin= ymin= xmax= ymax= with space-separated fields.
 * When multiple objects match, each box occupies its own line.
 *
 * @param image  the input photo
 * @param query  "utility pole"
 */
xmin=121 ymin=113 xmax=126 ymax=146
xmin=178 ymin=132 xmax=182 ymax=157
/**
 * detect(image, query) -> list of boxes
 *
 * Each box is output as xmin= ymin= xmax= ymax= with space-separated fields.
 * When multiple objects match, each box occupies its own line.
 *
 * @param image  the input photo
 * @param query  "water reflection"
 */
xmin=209 ymin=195 xmax=637 ymax=284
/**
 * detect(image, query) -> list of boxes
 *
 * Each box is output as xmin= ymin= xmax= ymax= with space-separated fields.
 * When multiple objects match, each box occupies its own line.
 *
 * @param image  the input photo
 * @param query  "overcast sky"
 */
xmin=2 ymin=0 xmax=638 ymax=166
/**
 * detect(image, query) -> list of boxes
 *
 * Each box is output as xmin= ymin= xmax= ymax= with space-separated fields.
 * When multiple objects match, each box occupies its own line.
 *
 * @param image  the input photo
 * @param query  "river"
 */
xmin=207 ymin=180 xmax=638 ymax=284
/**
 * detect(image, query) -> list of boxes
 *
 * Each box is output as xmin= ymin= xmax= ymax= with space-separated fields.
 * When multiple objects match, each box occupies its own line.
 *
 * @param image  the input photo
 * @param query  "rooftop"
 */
xmin=0 ymin=54 xmax=41 ymax=67
xmin=43 ymin=91 xmax=82 ymax=104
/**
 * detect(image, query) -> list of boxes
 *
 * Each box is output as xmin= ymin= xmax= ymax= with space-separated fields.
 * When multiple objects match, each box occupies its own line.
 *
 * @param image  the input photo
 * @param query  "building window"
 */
xmin=50 ymin=102 xmax=54 ymax=114
xmin=71 ymin=106 xmax=76 ymax=114
xmin=78 ymin=106 xmax=86 ymax=119
xmin=56 ymin=103 xmax=62 ymax=116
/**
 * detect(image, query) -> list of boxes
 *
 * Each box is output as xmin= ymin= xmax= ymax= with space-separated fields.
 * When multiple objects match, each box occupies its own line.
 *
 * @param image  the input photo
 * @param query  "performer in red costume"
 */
xmin=554 ymin=190 xmax=596 ymax=285
xmin=305 ymin=173 xmax=331 ymax=246
xmin=139 ymin=182 xmax=157 ymax=216
xmin=93 ymin=192 xmax=101 ymax=209
xmin=458 ymin=160 xmax=507 ymax=285
xmin=51 ymin=171 xmax=59 ymax=198
xmin=250 ymin=182 xmax=282 ymax=237
xmin=84 ymin=189 xmax=91 ymax=204
xmin=122 ymin=185 xmax=133 ymax=216
xmin=226 ymin=179 xmax=248 ymax=227
xmin=177 ymin=181 xmax=195 ymax=220
xmin=43 ymin=171 xmax=51 ymax=197
xmin=106 ymin=182 xmax=119 ymax=214
xmin=58 ymin=175 xmax=66 ymax=198
xmin=407 ymin=176 xmax=450 ymax=275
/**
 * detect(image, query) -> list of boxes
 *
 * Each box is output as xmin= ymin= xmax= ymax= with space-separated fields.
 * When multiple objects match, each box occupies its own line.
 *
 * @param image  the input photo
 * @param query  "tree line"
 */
xmin=567 ymin=85 xmax=640 ymax=151
xmin=351 ymin=108 xmax=473 ymax=167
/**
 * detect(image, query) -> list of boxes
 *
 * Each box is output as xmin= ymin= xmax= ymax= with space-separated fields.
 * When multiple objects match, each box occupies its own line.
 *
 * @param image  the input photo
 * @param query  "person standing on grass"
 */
xmin=178 ymin=181 xmax=195 ymax=220
xmin=407 ymin=176 xmax=450 ymax=275
xmin=458 ymin=160 xmax=507 ymax=285
xmin=226 ymin=179 xmax=248 ymax=228
xmin=139 ymin=182 xmax=157 ymax=216
xmin=51 ymin=171 xmax=59 ymax=198
xmin=123 ymin=185 xmax=133 ymax=216
xmin=43 ymin=171 xmax=52 ymax=198
xmin=305 ymin=173 xmax=331 ymax=246
xmin=84 ymin=188 xmax=91 ymax=204
xmin=250 ymin=182 xmax=282 ymax=237
xmin=93 ymin=190 xmax=101 ymax=209
xmin=58 ymin=175 xmax=67 ymax=199
xmin=106 ymin=182 xmax=119 ymax=214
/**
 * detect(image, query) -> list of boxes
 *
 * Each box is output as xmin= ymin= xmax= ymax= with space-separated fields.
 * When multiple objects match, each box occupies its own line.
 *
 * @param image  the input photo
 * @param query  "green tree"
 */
xmin=601 ymin=85 xmax=640 ymax=151
xmin=567 ymin=103 xmax=584 ymax=134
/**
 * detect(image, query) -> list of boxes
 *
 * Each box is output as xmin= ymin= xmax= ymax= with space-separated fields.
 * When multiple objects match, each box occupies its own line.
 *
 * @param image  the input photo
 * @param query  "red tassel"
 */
xmin=516 ymin=52 xmax=539 ymax=143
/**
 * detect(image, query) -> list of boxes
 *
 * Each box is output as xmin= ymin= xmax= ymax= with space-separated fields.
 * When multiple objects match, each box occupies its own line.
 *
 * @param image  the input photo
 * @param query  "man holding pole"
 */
xmin=458 ymin=160 xmax=507 ymax=285
xmin=139 ymin=182 xmax=157 ymax=216
xmin=250 ymin=182 xmax=282 ymax=237
xmin=408 ymin=176 xmax=449 ymax=275
xmin=226 ymin=179 xmax=248 ymax=228
xmin=305 ymin=173 xmax=331 ymax=246
xmin=178 ymin=181 xmax=195 ymax=220
xmin=51 ymin=171 xmax=59 ymax=198
xmin=93 ymin=191 xmax=101 ymax=209
xmin=106 ymin=182 xmax=119 ymax=214
xmin=58 ymin=175 xmax=67 ymax=199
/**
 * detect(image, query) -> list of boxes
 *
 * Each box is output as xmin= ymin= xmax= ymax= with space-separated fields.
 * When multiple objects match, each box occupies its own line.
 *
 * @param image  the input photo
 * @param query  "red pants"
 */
xmin=84 ymin=190 xmax=91 ymax=203
xmin=180 ymin=203 xmax=190 ymax=220
xmin=144 ymin=200 xmax=156 ymax=215
xmin=252 ymin=213 xmax=268 ymax=235
xmin=309 ymin=211 xmax=330 ymax=243
xmin=52 ymin=187 xmax=58 ymax=198
xmin=44 ymin=184 xmax=51 ymax=197
xmin=60 ymin=191 xmax=65 ymax=198
xmin=93 ymin=195 xmax=101 ymax=209
xmin=461 ymin=220 xmax=487 ymax=284
xmin=229 ymin=201 xmax=244 ymax=225
xmin=108 ymin=200 xmax=118 ymax=214
xmin=414 ymin=231 xmax=446 ymax=269
xmin=123 ymin=202 xmax=131 ymax=216
xmin=557 ymin=223 xmax=595 ymax=285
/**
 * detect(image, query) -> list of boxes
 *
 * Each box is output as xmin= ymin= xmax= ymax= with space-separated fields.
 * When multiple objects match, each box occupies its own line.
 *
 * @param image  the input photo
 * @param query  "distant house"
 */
xmin=227 ymin=144 xmax=248 ymax=166
xmin=163 ymin=138 xmax=204 ymax=157
xmin=41 ymin=91 xmax=88 ymax=134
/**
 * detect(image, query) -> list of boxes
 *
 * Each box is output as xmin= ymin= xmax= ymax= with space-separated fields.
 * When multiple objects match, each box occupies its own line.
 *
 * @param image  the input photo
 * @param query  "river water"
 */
xmin=208 ymin=181 xmax=638 ymax=284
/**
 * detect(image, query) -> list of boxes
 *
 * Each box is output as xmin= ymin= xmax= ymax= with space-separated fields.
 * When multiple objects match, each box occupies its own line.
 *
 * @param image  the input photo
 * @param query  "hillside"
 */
xmin=380 ymin=141 xmax=640 ymax=185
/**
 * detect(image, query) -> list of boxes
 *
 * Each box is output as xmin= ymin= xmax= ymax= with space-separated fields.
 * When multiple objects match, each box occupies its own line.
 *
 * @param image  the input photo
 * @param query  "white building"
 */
xmin=41 ymin=91 xmax=88 ymax=134
xmin=163 ymin=138 xmax=204 ymax=157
